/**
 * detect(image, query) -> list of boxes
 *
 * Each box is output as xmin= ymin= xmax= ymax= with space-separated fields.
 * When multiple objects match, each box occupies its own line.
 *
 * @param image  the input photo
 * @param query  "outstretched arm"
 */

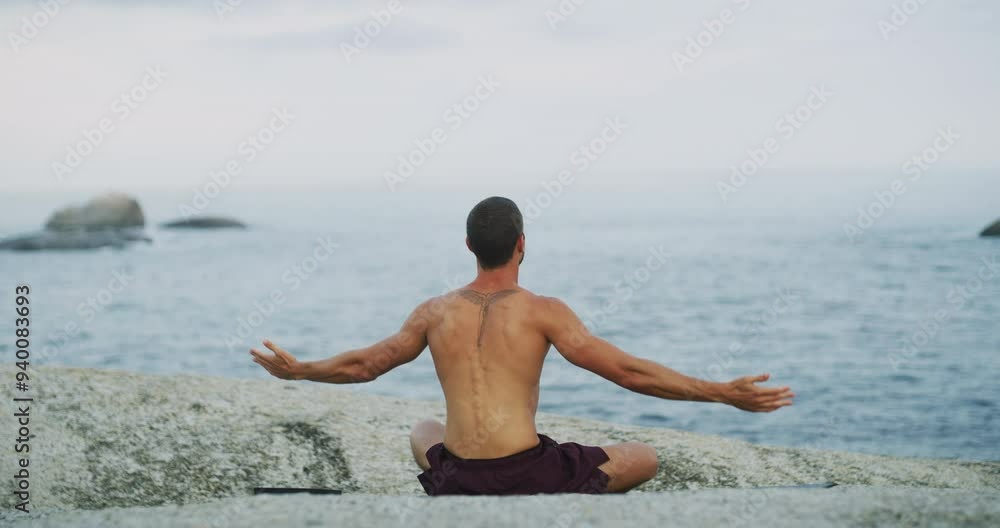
xmin=540 ymin=298 xmax=794 ymax=412
xmin=251 ymin=300 xmax=432 ymax=383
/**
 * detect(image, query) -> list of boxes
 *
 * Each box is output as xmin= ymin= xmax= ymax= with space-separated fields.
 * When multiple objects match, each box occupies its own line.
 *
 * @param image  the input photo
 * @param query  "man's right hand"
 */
xmin=722 ymin=373 xmax=795 ymax=412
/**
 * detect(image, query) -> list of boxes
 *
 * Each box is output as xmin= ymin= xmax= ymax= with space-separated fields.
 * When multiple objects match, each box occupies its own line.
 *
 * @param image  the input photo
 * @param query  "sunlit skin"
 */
xmin=251 ymin=233 xmax=794 ymax=492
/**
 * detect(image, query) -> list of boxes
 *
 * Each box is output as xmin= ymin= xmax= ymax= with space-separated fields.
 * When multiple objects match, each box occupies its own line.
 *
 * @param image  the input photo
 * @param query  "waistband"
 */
xmin=438 ymin=434 xmax=554 ymax=469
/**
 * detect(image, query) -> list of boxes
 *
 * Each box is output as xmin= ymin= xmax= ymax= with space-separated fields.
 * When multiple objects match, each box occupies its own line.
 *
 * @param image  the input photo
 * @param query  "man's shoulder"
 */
xmin=517 ymin=292 xmax=575 ymax=322
xmin=413 ymin=293 xmax=455 ymax=314
xmin=419 ymin=287 xmax=568 ymax=313
xmin=532 ymin=293 xmax=571 ymax=311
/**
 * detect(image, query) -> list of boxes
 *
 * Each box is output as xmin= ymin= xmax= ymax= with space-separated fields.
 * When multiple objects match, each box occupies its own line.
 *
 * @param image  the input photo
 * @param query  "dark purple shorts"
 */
xmin=417 ymin=434 xmax=611 ymax=496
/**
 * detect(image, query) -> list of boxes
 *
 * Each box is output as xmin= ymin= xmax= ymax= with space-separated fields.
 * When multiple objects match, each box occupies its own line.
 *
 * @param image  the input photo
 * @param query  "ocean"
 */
xmin=2 ymin=176 xmax=998 ymax=461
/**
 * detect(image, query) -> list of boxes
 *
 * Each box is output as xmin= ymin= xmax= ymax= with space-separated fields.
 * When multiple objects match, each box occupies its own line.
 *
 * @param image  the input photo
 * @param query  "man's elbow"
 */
xmin=336 ymin=355 xmax=380 ymax=383
xmin=348 ymin=363 xmax=379 ymax=383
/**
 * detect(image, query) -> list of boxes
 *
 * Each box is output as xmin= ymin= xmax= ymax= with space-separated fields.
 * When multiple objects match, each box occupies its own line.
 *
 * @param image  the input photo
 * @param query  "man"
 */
xmin=251 ymin=196 xmax=795 ymax=495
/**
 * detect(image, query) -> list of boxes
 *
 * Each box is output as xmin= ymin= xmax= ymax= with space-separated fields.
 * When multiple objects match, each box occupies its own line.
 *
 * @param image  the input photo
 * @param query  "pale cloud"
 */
xmin=0 ymin=0 xmax=997 ymax=190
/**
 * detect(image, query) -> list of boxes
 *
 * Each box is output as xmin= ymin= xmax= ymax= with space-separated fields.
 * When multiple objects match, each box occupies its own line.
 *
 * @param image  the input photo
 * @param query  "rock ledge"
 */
xmin=1 ymin=367 xmax=997 ymax=516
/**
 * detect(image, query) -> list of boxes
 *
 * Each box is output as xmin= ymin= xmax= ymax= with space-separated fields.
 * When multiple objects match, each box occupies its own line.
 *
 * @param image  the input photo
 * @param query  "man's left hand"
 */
xmin=250 ymin=339 xmax=303 ymax=380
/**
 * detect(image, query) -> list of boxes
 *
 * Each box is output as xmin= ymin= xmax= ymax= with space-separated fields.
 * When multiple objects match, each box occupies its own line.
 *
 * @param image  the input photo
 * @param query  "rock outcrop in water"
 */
xmin=160 ymin=216 xmax=247 ymax=229
xmin=0 ymin=193 xmax=150 ymax=251
xmin=0 ymin=229 xmax=151 ymax=251
xmin=1 ymin=366 xmax=997 ymax=518
xmin=44 ymin=193 xmax=145 ymax=231
xmin=0 ymin=193 xmax=255 ymax=250
xmin=981 ymin=219 xmax=1000 ymax=237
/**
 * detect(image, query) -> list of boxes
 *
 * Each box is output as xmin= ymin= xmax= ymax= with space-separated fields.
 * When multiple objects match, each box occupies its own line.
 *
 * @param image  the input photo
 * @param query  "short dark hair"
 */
xmin=466 ymin=197 xmax=523 ymax=269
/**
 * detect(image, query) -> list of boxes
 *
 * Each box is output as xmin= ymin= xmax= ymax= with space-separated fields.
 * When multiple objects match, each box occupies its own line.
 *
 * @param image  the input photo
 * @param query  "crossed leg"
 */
xmin=409 ymin=419 xmax=659 ymax=492
xmin=596 ymin=442 xmax=659 ymax=493
xmin=410 ymin=419 xmax=445 ymax=471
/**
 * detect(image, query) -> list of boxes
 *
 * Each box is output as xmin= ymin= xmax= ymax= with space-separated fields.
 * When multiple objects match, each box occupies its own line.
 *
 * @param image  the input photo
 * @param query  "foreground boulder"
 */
xmin=981 ymin=219 xmax=1000 ymax=237
xmin=0 ymin=229 xmax=151 ymax=251
xmin=160 ymin=216 xmax=247 ymax=229
xmin=45 ymin=193 xmax=144 ymax=231
xmin=0 ymin=366 xmax=996 ymax=515
xmin=6 ymin=487 xmax=1000 ymax=528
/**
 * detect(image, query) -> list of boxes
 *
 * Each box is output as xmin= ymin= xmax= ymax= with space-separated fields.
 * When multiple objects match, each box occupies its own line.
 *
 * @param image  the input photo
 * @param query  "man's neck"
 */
xmin=468 ymin=262 xmax=519 ymax=292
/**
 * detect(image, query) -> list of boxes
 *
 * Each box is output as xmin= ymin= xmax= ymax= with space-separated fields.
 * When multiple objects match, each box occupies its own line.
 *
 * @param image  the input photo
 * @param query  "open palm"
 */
xmin=250 ymin=339 xmax=302 ymax=380
xmin=725 ymin=373 xmax=795 ymax=412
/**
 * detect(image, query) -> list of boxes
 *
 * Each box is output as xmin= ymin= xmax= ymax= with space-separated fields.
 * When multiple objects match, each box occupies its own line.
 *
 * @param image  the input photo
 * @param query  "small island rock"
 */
xmin=45 ymin=193 xmax=145 ymax=231
xmin=980 ymin=219 xmax=1000 ymax=237
xmin=160 ymin=216 xmax=247 ymax=229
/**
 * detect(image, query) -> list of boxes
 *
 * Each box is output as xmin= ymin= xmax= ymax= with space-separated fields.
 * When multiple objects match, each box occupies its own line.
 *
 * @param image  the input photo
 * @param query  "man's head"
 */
xmin=466 ymin=197 xmax=525 ymax=270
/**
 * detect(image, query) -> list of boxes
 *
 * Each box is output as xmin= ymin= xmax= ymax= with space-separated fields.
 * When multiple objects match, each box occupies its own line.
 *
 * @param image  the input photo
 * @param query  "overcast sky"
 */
xmin=1 ymin=0 xmax=997 ymax=190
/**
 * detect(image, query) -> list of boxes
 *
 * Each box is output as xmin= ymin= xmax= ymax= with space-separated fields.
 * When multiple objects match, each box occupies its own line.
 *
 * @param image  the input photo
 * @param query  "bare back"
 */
xmin=251 ymin=197 xmax=794 ymax=493
xmin=424 ymin=287 xmax=550 ymax=459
